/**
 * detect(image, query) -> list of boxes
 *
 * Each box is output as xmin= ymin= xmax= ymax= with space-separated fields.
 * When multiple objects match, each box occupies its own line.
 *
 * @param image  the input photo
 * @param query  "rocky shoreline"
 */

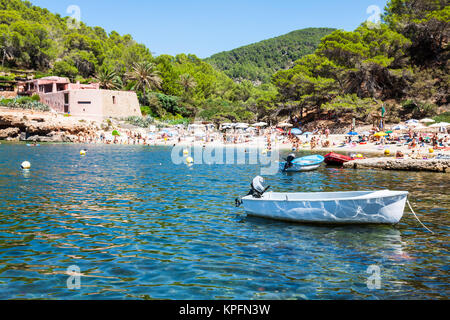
xmin=344 ymin=157 xmax=450 ymax=173
xmin=0 ymin=108 xmax=100 ymax=143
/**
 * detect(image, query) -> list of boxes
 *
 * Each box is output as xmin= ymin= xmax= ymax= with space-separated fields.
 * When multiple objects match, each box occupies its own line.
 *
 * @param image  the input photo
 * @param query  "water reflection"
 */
xmin=0 ymin=144 xmax=448 ymax=299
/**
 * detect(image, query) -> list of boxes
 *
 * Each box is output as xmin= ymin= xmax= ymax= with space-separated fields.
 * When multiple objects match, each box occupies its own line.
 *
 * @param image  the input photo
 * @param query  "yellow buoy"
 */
xmin=186 ymin=157 xmax=194 ymax=164
xmin=21 ymin=161 xmax=31 ymax=170
xmin=80 ymin=150 xmax=86 ymax=156
xmin=356 ymin=154 xmax=364 ymax=159
xmin=384 ymin=149 xmax=391 ymax=156
xmin=429 ymin=148 xmax=434 ymax=154
xmin=183 ymin=149 xmax=189 ymax=155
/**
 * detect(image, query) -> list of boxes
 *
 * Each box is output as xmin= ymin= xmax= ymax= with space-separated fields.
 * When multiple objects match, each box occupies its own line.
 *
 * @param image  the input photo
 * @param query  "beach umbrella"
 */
xmin=347 ymin=131 xmax=358 ymax=136
xmin=406 ymin=119 xmax=419 ymax=126
xmin=278 ymin=123 xmax=293 ymax=128
xmin=235 ymin=123 xmax=249 ymax=129
xmin=385 ymin=130 xmax=393 ymax=134
xmin=429 ymin=122 xmax=450 ymax=128
xmin=374 ymin=132 xmax=388 ymax=137
xmin=252 ymin=122 xmax=268 ymax=127
xmin=362 ymin=131 xmax=371 ymax=136
xmin=112 ymin=130 xmax=121 ymax=136
xmin=393 ymin=125 xmax=407 ymax=130
xmin=420 ymin=118 xmax=435 ymax=123
xmin=276 ymin=128 xmax=284 ymax=133
xmin=291 ymin=128 xmax=302 ymax=135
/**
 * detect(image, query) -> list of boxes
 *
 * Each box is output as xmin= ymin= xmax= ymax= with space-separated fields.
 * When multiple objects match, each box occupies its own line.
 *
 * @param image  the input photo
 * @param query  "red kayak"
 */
xmin=324 ymin=152 xmax=354 ymax=166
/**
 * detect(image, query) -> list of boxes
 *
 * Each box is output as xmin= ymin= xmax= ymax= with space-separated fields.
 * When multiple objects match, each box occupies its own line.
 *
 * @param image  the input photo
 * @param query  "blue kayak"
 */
xmin=280 ymin=155 xmax=325 ymax=172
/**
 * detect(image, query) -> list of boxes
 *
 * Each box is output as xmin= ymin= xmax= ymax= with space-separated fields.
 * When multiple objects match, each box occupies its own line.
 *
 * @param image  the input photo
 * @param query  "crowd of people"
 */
xmin=67 ymin=119 xmax=450 ymax=161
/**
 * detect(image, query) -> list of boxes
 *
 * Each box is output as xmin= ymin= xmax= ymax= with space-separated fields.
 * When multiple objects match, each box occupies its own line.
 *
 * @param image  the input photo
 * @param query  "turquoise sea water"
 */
xmin=0 ymin=144 xmax=448 ymax=300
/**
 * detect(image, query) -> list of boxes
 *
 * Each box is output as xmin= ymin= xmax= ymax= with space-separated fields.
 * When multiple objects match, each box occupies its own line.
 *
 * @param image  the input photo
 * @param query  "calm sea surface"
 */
xmin=0 ymin=143 xmax=448 ymax=300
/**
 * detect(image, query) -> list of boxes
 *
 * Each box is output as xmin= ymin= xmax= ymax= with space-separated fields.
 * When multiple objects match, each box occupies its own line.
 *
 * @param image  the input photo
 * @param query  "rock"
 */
xmin=0 ymin=127 xmax=20 ymax=139
xmin=0 ymin=112 xmax=93 ymax=141
xmin=344 ymin=157 xmax=450 ymax=173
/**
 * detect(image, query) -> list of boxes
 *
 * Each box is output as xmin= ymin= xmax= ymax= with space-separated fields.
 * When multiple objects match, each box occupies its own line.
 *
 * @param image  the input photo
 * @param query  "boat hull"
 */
xmin=279 ymin=163 xmax=321 ymax=172
xmin=324 ymin=152 xmax=353 ymax=165
xmin=242 ymin=191 xmax=408 ymax=225
xmin=280 ymin=155 xmax=324 ymax=172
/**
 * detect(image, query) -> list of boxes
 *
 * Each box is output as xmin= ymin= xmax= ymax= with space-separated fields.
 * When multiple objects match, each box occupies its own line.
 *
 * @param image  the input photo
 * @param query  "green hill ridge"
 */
xmin=206 ymin=28 xmax=336 ymax=83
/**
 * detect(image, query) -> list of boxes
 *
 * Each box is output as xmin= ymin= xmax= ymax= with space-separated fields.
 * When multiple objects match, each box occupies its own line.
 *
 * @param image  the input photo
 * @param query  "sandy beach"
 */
xmin=1 ymin=107 xmax=449 ymax=161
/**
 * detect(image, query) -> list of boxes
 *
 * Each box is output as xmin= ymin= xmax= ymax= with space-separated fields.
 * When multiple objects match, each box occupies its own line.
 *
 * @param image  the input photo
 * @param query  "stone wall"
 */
xmin=101 ymin=90 xmax=141 ymax=119
xmin=0 ymin=91 xmax=18 ymax=99
xmin=68 ymin=90 xmax=103 ymax=118
xmin=39 ymin=91 xmax=66 ymax=113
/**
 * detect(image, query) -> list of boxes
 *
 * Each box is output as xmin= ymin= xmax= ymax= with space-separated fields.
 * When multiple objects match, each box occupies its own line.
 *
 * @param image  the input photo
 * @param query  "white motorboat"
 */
xmin=237 ymin=177 xmax=409 ymax=225
xmin=279 ymin=155 xmax=325 ymax=172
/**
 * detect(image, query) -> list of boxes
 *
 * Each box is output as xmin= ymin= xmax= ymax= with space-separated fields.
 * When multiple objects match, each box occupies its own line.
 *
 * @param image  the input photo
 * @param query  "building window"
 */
xmin=78 ymin=101 xmax=91 ymax=104
xmin=113 ymin=96 xmax=116 ymax=104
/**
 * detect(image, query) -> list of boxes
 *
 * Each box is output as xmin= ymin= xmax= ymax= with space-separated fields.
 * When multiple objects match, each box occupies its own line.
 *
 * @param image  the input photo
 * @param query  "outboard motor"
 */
xmin=235 ymin=176 xmax=271 ymax=207
xmin=250 ymin=176 xmax=266 ymax=197
xmin=284 ymin=153 xmax=296 ymax=171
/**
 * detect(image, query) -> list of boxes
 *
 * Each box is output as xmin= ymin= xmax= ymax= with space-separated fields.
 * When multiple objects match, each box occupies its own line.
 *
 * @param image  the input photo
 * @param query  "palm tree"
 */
xmin=179 ymin=73 xmax=197 ymax=93
xmin=125 ymin=61 xmax=162 ymax=95
xmin=95 ymin=68 xmax=123 ymax=90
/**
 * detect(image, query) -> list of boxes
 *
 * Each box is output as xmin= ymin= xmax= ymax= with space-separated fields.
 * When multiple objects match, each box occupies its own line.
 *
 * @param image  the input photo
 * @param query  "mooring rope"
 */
xmin=406 ymin=199 xmax=434 ymax=234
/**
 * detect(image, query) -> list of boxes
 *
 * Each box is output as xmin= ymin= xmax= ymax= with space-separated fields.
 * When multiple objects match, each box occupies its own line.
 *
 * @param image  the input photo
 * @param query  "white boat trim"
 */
xmin=243 ymin=190 xmax=408 ymax=202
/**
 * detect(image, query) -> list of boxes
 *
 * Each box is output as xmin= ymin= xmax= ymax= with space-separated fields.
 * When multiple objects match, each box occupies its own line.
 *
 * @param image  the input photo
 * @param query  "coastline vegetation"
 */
xmin=0 ymin=94 xmax=49 ymax=111
xmin=0 ymin=0 xmax=448 ymax=127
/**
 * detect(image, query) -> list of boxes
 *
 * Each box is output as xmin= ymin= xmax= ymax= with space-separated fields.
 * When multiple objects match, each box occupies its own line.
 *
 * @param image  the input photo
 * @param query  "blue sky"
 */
xmin=31 ymin=0 xmax=388 ymax=58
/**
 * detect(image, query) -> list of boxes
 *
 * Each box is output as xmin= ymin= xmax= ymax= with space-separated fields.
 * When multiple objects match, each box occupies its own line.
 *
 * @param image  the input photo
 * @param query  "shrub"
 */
xmin=0 ymin=97 xmax=49 ymax=111
xmin=433 ymin=112 xmax=450 ymax=123
xmin=124 ymin=116 xmax=155 ymax=128
xmin=140 ymin=106 xmax=157 ymax=117
xmin=402 ymin=100 xmax=438 ymax=119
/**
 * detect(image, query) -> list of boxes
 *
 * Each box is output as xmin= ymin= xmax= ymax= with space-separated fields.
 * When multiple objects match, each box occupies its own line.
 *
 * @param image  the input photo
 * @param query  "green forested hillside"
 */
xmin=272 ymin=0 xmax=449 ymax=124
xmin=206 ymin=28 xmax=336 ymax=83
xmin=0 ymin=0 xmax=155 ymax=77
xmin=0 ymin=0 xmax=448 ymax=126
xmin=0 ymin=0 xmax=277 ymax=123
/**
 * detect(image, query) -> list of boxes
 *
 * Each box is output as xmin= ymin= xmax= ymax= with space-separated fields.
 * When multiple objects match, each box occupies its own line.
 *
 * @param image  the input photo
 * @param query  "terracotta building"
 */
xmin=18 ymin=77 xmax=142 ymax=119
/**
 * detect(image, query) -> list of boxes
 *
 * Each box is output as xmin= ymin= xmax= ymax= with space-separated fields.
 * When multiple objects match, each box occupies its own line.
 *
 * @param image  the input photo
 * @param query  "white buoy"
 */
xmin=21 ymin=161 xmax=31 ymax=170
